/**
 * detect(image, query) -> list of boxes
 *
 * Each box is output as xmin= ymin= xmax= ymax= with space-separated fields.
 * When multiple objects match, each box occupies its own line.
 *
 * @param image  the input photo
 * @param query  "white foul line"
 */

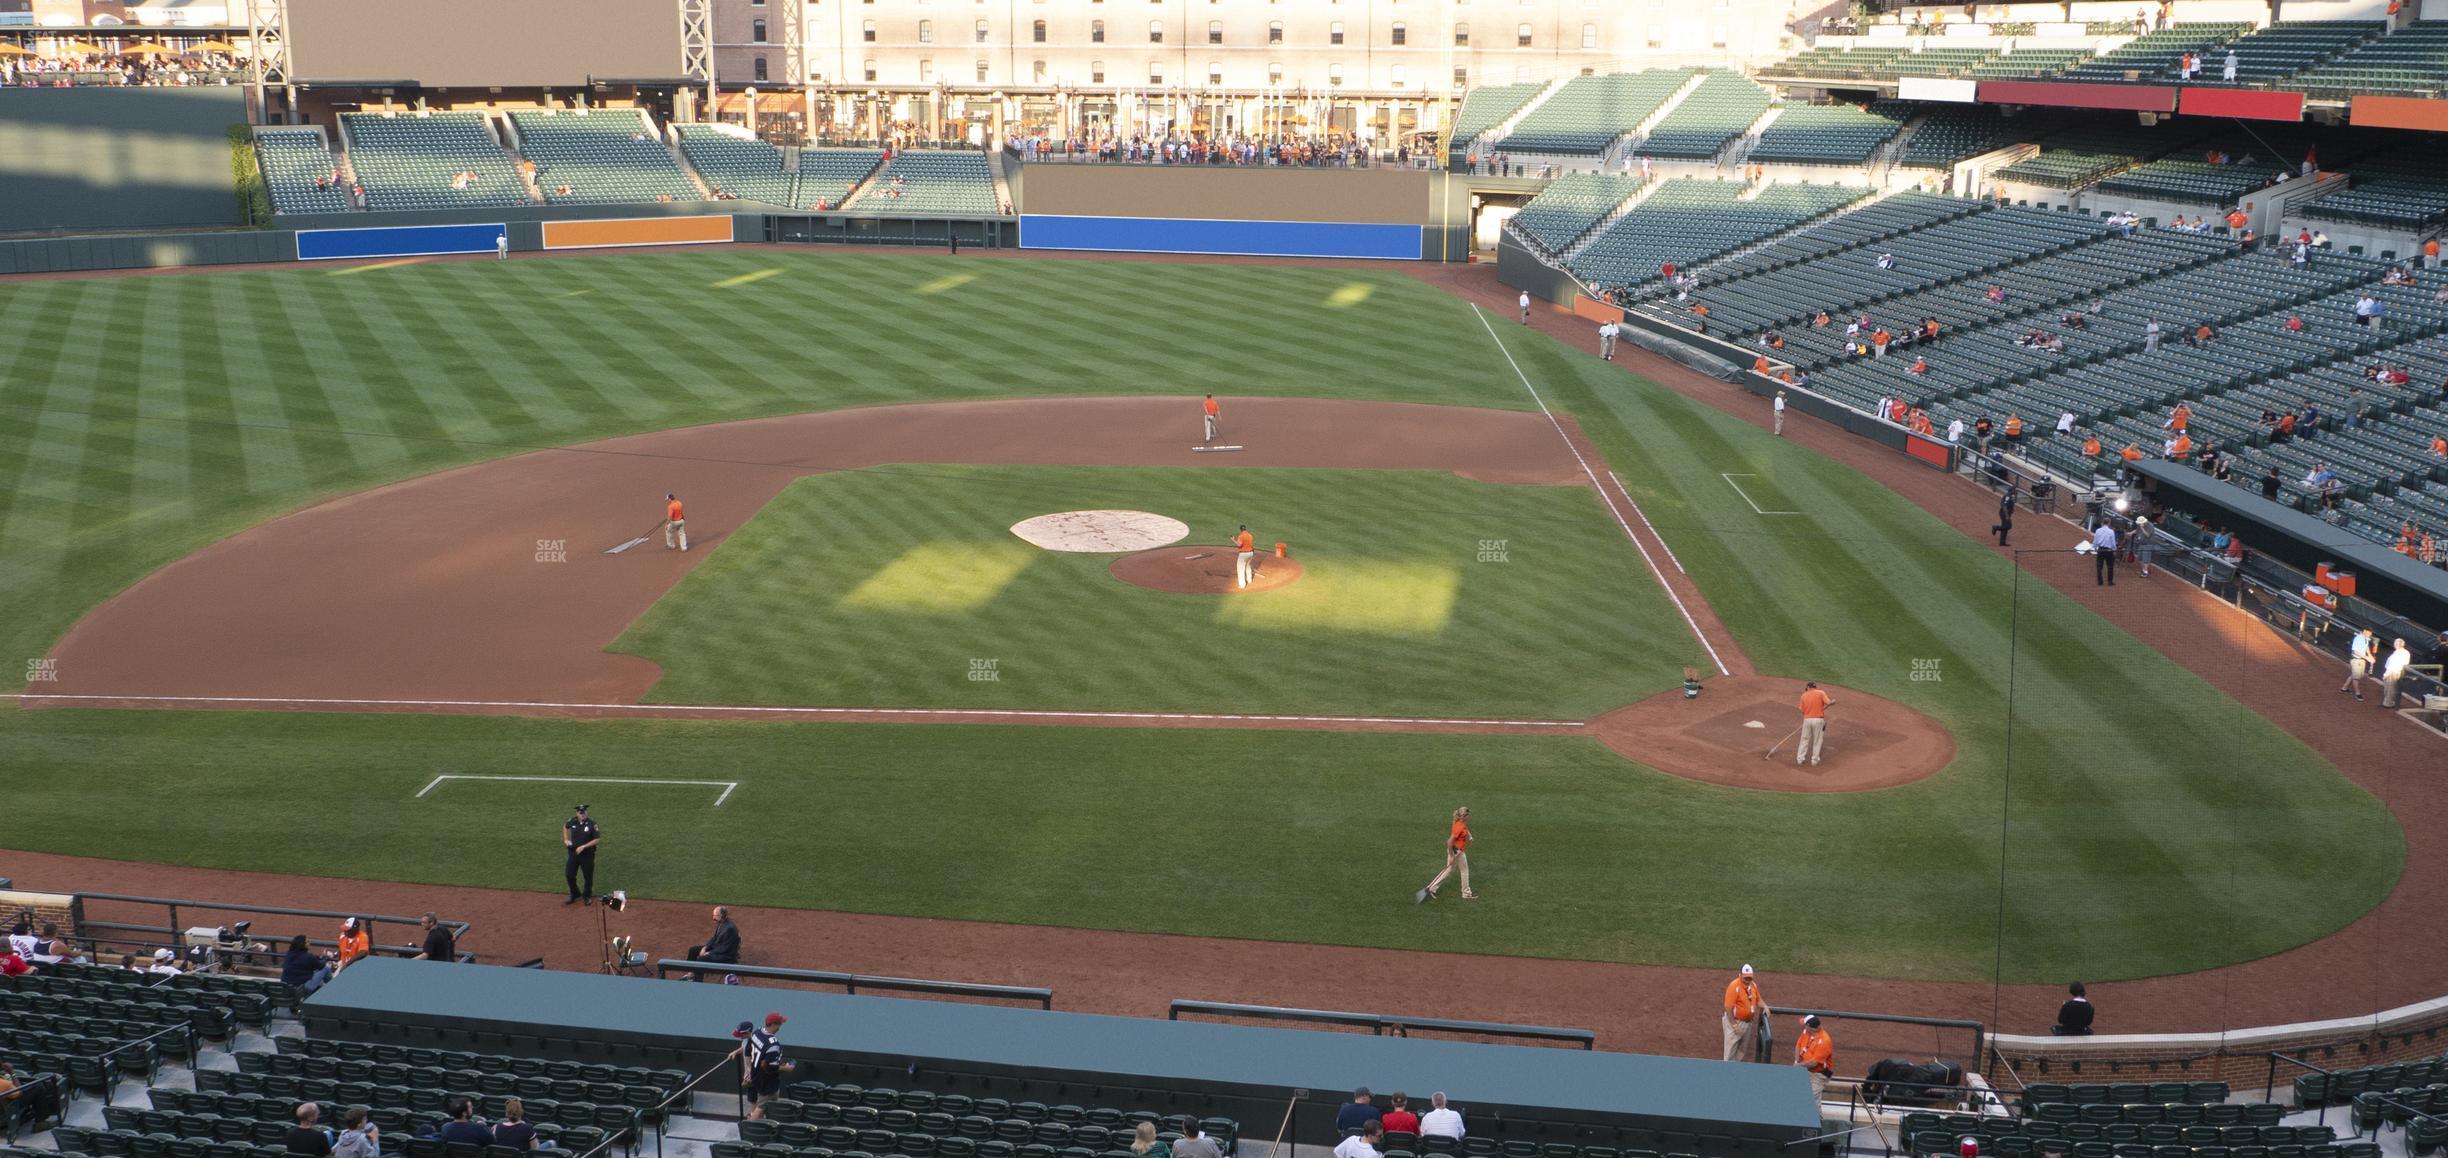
xmin=417 ymin=773 xmax=739 ymax=807
xmin=1472 ymin=305 xmax=1729 ymax=676
xmin=10 ymin=692 xmax=1582 ymax=730
xmin=1720 ymin=473 xmax=1800 ymax=516
xmin=1611 ymin=470 xmax=1686 ymax=575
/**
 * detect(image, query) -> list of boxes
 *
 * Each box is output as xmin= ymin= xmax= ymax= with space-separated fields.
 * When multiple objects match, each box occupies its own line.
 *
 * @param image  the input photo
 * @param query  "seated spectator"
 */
xmin=1380 ymin=1093 xmax=1419 ymax=1137
xmin=1125 ymin=1122 xmax=1168 ymax=1158
xmin=0 ymin=949 xmax=30 ymax=977
xmin=280 ymin=934 xmax=334 ymax=995
xmin=1419 ymin=1093 xmax=1465 ymax=1139
xmin=2284 ymin=315 xmax=2304 ymax=333
xmin=1984 ymin=285 xmax=2006 ymax=304
xmin=686 ymin=906 xmax=742 ymax=977
xmin=1336 ymin=1123 xmax=1385 ymax=1158
xmin=1335 ymin=1088 xmax=1381 ymax=1134
xmin=1172 ymin=1116 xmax=1224 ymax=1158
xmin=148 ymin=947 xmax=187 ymax=975
xmin=437 ymin=1099 xmax=493 ymax=1147
xmin=492 ymin=1100 xmax=537 ymax=1151
xmin=287 ymin=1103 xmax=335 ymax=1157
xmin=1909 ymin=357 xmax=1929 ymax=376
xmin=334 ymin=1107 xmax=380 ymax=1158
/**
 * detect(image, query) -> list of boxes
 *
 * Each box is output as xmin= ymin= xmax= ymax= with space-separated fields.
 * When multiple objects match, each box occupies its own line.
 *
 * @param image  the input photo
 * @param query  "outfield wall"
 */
xmin=0 ymin=88 xmax=250 ymax=234
xmin=1015 ymin=164 xmax=1468 ymax=261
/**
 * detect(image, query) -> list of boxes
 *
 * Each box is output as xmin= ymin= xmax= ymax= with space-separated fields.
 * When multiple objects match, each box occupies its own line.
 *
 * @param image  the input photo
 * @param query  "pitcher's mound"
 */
xmin=1112 ymin=546 xmax=1306 ymax=594
xmin=1586 ymin=677 xmax=1953 ymax=792
xmin=1012 ymin=510 xmax=1190 ymax=553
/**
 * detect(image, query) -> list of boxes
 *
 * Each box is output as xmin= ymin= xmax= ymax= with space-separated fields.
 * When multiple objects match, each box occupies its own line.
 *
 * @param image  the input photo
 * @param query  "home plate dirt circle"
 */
xmin=1011 ymin=510 xmax=1191 ymax=553
xmin=1585 ymin=677 xmax=1954 ymax=792
xmin=1111 ymin=546 xmax=1306 ymax=594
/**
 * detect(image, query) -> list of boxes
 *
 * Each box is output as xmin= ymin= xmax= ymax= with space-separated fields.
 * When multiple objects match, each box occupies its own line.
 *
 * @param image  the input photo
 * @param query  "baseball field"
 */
xmin=0 ymin=247 xmax=2404 ymax=991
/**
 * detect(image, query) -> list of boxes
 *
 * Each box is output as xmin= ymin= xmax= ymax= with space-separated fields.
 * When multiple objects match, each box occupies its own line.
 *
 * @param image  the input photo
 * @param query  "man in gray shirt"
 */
xmin=1172 ymin=1117 xmax=1225 ymax=1158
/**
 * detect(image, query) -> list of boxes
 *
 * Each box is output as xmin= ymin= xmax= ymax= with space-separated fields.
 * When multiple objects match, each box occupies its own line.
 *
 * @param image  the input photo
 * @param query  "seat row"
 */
xmin=1634 ymin=73 xmax=1769 ymax=161
xmin=765 ymin=1090 xmax=1235 ymax=1147
xmin=1570 ymin=181 xmax=1868 ymax=292
xmin=268 ymin=1034 xmax=687 ymax=1095
xmin=1448 ymin=82 xmax=1548 ymax=165
xmin=213 ymin=1058 xmax=669 ymax=1115
xmin=1501 ymin=71 xmax=1693 ymax=156
xmin=16 ymin=965 xmax=285 ymax=1027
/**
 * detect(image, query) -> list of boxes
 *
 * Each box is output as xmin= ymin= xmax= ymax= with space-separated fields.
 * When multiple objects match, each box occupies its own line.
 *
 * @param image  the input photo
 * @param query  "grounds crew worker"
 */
xmin=1796 ymin=682 xmax=1832 ymax=766
xmin=563 ymin=804 xmax=601 ymax=905
xmin=664 ymin=493 xmax=688 ymax=551
xmin=1202 ymin=394 xmax=1221 ymax=443
xmin=1794 ymin=1015 xmax=1835 ymax=1104
xmin=1722 ymin=964 xmax=1768 ymax=1061
xmin=1234 ymin=524 xmax=1257 ymax=589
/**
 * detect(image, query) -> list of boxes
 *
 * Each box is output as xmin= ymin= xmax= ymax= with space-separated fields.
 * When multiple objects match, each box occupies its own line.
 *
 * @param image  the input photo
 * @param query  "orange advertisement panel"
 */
xmin=1905 ymin=434 xmax=1953 ymax=469
xmin=540 ymin=215 xmax=735 ymax=251
xmin=2349 ymin=95 xmax=2448 ymax=132
xmin=1572 ymin=294 xmax=1626 ymax=323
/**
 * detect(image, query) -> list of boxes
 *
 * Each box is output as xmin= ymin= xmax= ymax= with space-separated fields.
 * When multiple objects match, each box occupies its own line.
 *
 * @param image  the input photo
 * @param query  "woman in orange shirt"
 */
xmin=1415 ymin=807 xmax=1477 ymax=902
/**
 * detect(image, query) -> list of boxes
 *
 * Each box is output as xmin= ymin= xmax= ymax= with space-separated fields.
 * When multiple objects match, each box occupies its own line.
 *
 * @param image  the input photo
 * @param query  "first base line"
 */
xmin=417 ymin=773 xmax=738 ymax=807
xmin=8 ymin=692 xmax=1584 ymax=730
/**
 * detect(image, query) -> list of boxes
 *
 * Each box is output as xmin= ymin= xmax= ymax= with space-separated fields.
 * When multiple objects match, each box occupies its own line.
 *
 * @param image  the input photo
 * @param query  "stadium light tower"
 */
xmin=678 ymin=0 xmax=715 ymax=118
xmin=243 ymin=0 xmax=293 ymax=125
xmin=780 ymin=0 xmax=810 ymax=136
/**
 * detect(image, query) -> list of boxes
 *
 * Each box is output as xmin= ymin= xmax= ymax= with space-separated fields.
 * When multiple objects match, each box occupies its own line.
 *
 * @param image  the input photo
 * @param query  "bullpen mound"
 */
xmin=1111 ymin=546 xmax=1306 ymax=594
xmin=1586 ymin=677 xmax=1953 ymax=792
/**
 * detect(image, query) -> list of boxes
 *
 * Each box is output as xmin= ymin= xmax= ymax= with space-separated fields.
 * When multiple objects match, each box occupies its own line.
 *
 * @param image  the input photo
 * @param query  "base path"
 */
xmin=36 ymin=397 xmax=1582 ymax=707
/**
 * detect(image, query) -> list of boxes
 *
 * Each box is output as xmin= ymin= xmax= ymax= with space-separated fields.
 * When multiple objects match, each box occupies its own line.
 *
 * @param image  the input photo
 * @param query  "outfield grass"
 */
xmin=613 ymin=465 xmax=1690 ymax=716
xmin=0 ymin=252 xmax=2403 ymax=983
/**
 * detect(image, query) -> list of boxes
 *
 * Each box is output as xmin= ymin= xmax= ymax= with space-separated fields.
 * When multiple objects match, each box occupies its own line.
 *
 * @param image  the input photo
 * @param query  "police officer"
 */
xmin=562 ymin=804 xmax=601 ymax=905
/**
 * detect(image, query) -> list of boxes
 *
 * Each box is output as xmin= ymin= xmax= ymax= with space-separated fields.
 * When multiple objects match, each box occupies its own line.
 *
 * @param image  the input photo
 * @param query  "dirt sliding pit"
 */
xmin=1110 ymin=545 xmax=1305 ymax=594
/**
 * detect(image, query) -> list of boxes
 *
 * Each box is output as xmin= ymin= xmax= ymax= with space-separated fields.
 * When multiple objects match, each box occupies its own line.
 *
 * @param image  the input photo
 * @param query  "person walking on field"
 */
xmin=1233 ymin=524 xmax=1257 ymax=589
xmin=1796 ymin=682 xmax=1832 ymax=766
xmin=2341 ymin=627 xmax=2378 ymax=701
xmin=1794 ymin=1015 xmax=1835 ymax=1104
xmin=1414 ymin=807 xmax=1476 ymax=902
xmin=1774 ymin=390 xmax=1787 ymax=436
xmin=2092 ymin=521 xmax=2118 ymax=585
xmin=1519 ymin=292 xmax=1532 ymax=325
xmin=1202 ymin=394 xmax=1221 ymax=443
xmin=1722 ymin=964 xmax=1768 ymax=1062
xmin=664 ymin=493 xmax=688 ymax=551
xmin=1599 ymin=320 xmax=1619 ymax=361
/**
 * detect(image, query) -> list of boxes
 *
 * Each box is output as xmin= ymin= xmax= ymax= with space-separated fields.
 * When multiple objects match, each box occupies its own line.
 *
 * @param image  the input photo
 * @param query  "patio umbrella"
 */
xmin=188 ymin=39 xmax=239 ymax=53
xmin=121 ymin=43 xmax=178 ymax=56
xmin=0 ymin=44 xmax=35 ymax=57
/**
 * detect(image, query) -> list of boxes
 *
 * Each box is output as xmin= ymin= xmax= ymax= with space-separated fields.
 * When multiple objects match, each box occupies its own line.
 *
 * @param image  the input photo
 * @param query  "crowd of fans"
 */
xmin=2 ymin=51 xmax=247 ymax=88
xmin=1008 ymin=130 xmax=1421 ymax=168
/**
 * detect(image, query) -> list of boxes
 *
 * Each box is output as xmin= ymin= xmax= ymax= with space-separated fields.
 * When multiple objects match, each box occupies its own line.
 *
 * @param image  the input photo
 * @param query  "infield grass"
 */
xmin=0 ymin=251 xmax=2404 ymax=983
xmin=613 ymin=465 xmax=1692 ymax=716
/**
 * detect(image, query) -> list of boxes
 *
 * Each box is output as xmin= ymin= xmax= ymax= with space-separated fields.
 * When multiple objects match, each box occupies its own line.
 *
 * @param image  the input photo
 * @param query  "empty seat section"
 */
xmin=1500 ymin=70 xmax=1693 ymax=156
xmin=255 ymin=128 xmax=349 ymax=214
xmin=1508 ymin=173 xmax=1643 ymax=253
xmin=340 ymin=111 xmax=527 ymax=210
xmin=675 ymin=123 xmax=798 ymax=207
xmin=1635 ymin=72 xmax=1769 ymax=160
xmin=1749 ymin=102 xmax=1907 ymax=165
xmin=510 ymin=108 xmax=698 ymax=204
xmin=857 ymin=150 xmax=998 ymax=215
xmin=1569 ymin=181 xmax=1868 ymax=292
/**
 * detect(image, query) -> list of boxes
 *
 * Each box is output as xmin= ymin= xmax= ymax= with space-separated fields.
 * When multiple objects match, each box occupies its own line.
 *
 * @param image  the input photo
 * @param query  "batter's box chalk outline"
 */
xmin=416 ymin=773 xmax=738 ymax=808
xmin=1720 ymin=473 xmax=1801 ymax=516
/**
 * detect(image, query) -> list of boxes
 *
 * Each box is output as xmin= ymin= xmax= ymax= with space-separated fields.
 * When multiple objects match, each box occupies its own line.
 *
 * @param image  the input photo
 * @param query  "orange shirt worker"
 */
xmin=1722 ymin=964 xmax=1768 ymax=1062
xmin=1796 ymin=682 xmax=1832 ymax=766
xmin=1415 ymin=807 xmax=1477 ymax=902
xmin=1795 ymin=1015 xmax=1835 ymax=1103
xmin=664 ymin=493 xmax=688 ymax=552
xmin=1202 ymin=394 xmax=1221 ymax=443
xmin=1233 ymin=524 xmax=1257 ymax=589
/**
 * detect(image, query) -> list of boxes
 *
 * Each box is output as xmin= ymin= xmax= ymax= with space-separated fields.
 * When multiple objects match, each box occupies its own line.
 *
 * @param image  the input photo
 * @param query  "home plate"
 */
xmin=1744 ymin=720 xmax=1766 ymax=729
xmin=1192 ymin=445 xmax=1245 ymax=452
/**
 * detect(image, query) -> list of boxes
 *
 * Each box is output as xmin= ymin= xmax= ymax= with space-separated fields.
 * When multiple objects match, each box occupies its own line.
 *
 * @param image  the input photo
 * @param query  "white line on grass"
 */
xmin=1720 ymin=473 xmax=1800 ymax=516
xmin=1610 ymin=470 xmax=1686 ymax=575
xmin=1471 ymin=305 xmax=1728 ymax=676
xmin=10 ymin=692 xmax=1583 ymax=730
xmin=417 ymin=773 xmax=739 ymax=807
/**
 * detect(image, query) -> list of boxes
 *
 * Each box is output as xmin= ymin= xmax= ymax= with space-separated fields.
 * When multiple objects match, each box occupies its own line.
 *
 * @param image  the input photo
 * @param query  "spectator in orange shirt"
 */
xmin=2167 ymin=403 xmax=2190 ymax=432
xmin=2431 ymin=435 xmax=2446 ymax=457
xmin=1414 ymin=807 xmax=1476 ymax=902
xmin=2083 ymin=434 xmax=2102 ymax=458
xmin=1909 ymin=357 xmax=1929 ymax=376
xmin=1796 ymin=681 xmax=1832 ymax=766
xmin=1722 ymin=964 xmax=1768 ymax=1061
xmin=1871 ymin=328 xmax=1892 ymax=357
xmin=1753 ymin=354 xmax=1773 ymax=375
xmin=334 ymin=918 xmax=371 ymax=973
xmin=2120 ymin=443 xmax=2144 ymax=462
xmin=1794 ymin=1015 xmax=1835 ymax=1104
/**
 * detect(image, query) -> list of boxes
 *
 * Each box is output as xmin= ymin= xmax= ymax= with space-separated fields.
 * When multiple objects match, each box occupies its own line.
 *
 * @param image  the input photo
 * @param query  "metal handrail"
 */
xmin=89 ymin=1022 xmax=196 ymax=1106
xmin=651 ymin=959 xmax=1052 ymax=1008
xmin=1167 ymin=999 xmax=1595 ymax=1049
xmin=650 ymin=1057 xmax=744 ymax=1158
xmin=68 ymin=892 xmax=471 ymax=965
xmin=1777 ymin=1006 xmax=1988 ymax=1075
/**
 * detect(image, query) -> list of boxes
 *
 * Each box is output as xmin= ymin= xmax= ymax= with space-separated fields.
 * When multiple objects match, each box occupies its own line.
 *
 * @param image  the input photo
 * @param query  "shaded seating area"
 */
xmin=1447 ymin=81 xmax=1548 ymax=166
xmin=253 ymin=129 xmax=349 ymax=214
xmin=1569 ymin=181 xmax=1869 ymax=292
xmin=2058 ymin=23 xmax=2253 ymax=81
xmin=1508 ymin=173 xmax=1643 ymax=253
xmin=1634 ymin=73 xmax=1769 ymax=160
xmin=1748 ymin=103 xmax=1907 ymax=165
xmin=854 ymin=151 xmax=999 ymax=215
xmin=2293 ymin=21 xmax=2448 ymax=100
xmin=797 ymin=147 xmax=887 ymax=211
xmin=1499 ymin=70 xmax=1693 ymax=156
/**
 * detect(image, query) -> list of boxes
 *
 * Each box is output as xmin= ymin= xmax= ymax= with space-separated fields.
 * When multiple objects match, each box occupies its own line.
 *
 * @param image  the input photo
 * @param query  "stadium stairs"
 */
xmin=1450 ymin=78 xmax=1565 ymax=169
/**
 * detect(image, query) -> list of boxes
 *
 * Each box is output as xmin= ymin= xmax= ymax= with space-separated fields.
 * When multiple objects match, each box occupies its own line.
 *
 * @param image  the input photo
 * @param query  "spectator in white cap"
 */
xmin=148 ymin=947 xmax=185 ymax=975
xmin=1722 ymin=964 xmax=1767 ymax=1061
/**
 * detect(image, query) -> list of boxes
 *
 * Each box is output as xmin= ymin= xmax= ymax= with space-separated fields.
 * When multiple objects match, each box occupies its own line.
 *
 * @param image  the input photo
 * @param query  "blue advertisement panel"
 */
xmin=296 ymin=222 xmax=509 ymax=261
xmin=1019 ymin=215 xmax=1421 ymax=260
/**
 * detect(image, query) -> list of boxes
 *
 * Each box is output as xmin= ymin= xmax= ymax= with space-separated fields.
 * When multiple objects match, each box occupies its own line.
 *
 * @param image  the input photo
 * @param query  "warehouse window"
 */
xmin=1032 ymin=19 xmax=1046 ymax=41
xmin=1209 ymin=19 xmax=1223 ymax=43
xmin=917 ymin=19 xmax=931 ymax=40
xmin=1092 ymin=19 xmax=1105 ymax=40
xmin=754 ymin=56 xmax=769 ymax=79
xmin=752 ymin=19 xmax=767 ymax=42
xmin=1391 ymin=21 xmax=1406 ymax=44
xmin=1453 ymin=22 xmax=1468 ymax=44
xmin=1149 ymin=19 xmax=1163 ymax=41
xmin=1268 ymin=20 xmax=1283 ymax=42
xmin=1330 ymin=20 xmax=1344 ymax=43
xmin=1581 ymin=22 xmax=1596 ymax=47
xmin=1516 ymin=22 xmax=1531 ymax=45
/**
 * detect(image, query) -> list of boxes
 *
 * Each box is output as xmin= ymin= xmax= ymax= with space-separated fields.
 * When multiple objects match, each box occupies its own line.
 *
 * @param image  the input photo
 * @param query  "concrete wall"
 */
xmin=0 ymin=87 xmax=249 ymax=234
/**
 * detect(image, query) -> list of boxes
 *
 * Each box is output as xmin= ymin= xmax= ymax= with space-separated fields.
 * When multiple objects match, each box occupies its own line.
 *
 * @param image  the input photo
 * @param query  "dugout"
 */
xmin=308 ymin=959 xmax=1821 ymax=1158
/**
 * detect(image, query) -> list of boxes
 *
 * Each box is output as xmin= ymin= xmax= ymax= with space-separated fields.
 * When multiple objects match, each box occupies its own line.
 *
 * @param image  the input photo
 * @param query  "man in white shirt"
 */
xmin=2091 ymin=522 xmax=2118 ymax=586
xmin=2223 ymin=51 xmax=2238 ymax=81
xmin=1334 ymin=1122 xmax=1385 ymax=1158
xmin=1773 ymin=390 xmax=1787 ymax=436
xmin=2145 ymin=320 xmax=2162 ymax=350
xmin=1519 ymin=292 xmax=1531 ymax=325
xmin=2057 ymin=411 xmax=2076 ymax=436
xmin=1946 ymin=417 xmax=1965 ymax=444
xmin=2340 ymin=627 xmax=2377 ymax=701
xmin=1418 ymin=1094 xmax=1464 ymax=1139
xmin=1598 ymin=320 xmax=1619 ymax=361
xmin=2380 ymin=638 xmax=2414 ymax=707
